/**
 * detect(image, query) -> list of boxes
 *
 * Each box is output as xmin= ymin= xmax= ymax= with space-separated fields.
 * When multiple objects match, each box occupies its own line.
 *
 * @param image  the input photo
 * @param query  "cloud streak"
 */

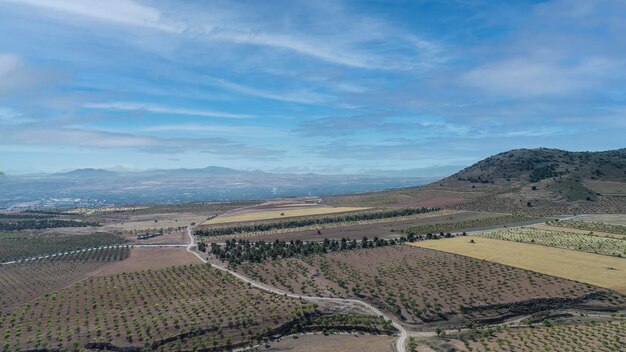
xmin=1 ymin=0 xmax=183 ymax=32
xmin=0 ymin=125 xmax=283 ymax=159
xmin=84 ymin=102 xmax=254 ymax=119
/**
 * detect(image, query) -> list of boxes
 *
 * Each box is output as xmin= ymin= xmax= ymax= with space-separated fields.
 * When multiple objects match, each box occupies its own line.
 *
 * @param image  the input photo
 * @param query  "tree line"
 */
xmin=0 ymin=219 xmax=100 ymax=231
xmin=194 ymin=207 xmax=440 ymax=237
xmin=200 ymin=233 xmax=442 ymax=267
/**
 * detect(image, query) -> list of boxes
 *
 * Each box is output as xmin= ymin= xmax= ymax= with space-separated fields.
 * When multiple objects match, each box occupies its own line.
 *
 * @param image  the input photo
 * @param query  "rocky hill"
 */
xmin=436 ymin=148 xmax=626 ymax=201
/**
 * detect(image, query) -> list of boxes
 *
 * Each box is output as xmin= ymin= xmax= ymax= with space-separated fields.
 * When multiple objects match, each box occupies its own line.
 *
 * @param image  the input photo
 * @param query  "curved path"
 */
xmin=185 ymin=226 xmax=408 ymax=352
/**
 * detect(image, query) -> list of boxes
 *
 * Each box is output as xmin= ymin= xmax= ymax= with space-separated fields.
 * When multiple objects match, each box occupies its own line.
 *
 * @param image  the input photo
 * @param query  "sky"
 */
xmin=0 ymin=0 xmax=625 ymax=175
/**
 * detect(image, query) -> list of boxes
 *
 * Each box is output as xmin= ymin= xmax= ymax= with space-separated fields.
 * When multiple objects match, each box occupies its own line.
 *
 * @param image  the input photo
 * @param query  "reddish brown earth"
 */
xmin=96 ymin=247 xmax=201 ymax=275
xmin=236 ymin=245 xmax=618 ymax=326
xmin=0 ymin=261 xmax=109 ymax=312
xmin=0 ymin=265 xmax=313 ymax=351
xmin=265 ymin=333 xmax=396 ymax=352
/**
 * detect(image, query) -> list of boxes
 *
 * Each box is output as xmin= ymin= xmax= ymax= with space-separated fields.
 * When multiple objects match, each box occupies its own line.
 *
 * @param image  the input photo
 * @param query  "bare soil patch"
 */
xmin=96 ymin=247 xmax=200 ymax=275
xmin=264 ymin=333 xmax=395 ymax=352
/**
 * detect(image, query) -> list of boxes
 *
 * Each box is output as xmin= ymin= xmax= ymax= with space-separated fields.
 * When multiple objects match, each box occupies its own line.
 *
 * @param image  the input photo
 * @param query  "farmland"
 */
xmin=235 ymin=245 xmax=608 ymax=325
xmin=399 ymin=214 xmax=540 ymax=236
xmin=0 ymin=245 xmax=132 ymax=312
xmin=476 ymin=227 xmax=626 ymax=257
xmin=458 ymin=319 xmax=625 ymax=352
xmin=546 ymin=219 xmax=626 ymax=236
xmin=411 ymin=237 xmax=626 ymax=294
xmin=203 ymin=206 xmax=370 ymax=225
xmin=0 ymin=264 xmax=322 ymax=351
xmin=0 ymin=232 xmax=127 ymax=262
xmin=196 ymin=207 xmax=444 ymax=239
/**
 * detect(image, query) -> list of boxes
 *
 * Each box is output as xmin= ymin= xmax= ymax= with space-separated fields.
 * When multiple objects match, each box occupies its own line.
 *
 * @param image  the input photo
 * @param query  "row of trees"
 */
xmin=201 ymin=233 xmax=441 ymax=267
xmin=194 ymin=207 xmax=440 ymax=237
xmin=0 ymin=219 xmax=100 ymax=231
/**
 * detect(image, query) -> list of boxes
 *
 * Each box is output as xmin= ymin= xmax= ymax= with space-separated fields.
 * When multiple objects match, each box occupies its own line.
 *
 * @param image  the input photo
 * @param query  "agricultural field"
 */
xmin=95 ymin=247 xmax=201 ymax=275
xmin=235 ymin=245 xmax=611 ymax=325
xmin=547 ymin=219 xmax=626 ymax=235
xmin=450 ymin=195 xmax=626 ymax=217
xmin=196 ymin=208 xmax=450 ymax=242
xmin=575 ymin=214 xmax=626 ymax=226
xmin=203 ymin=206 xmax=370 ymax=225
xmin=531 ymin=223 xmax=626 ymax=239
xmin=400 ymin=214 xmax=540 ymax=236
xmin=0 ymin=264 xmax=321 ymax=351
xmin=476 ymin=227 xmax=626 ymax=257
xmin=0 ymin=246 xmax=131 ymax=312
xmin=0 ymin=231 xmax=127 ymax=263
xmin=457 ymin=318 xmax=625 ymax=352
xmin=412 ymin=237 xmax=626 ymax=294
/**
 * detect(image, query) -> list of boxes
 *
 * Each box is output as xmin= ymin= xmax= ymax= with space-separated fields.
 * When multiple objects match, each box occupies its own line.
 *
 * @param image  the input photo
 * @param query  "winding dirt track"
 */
xmin=185 ymin=226 xmax=408 ymax=352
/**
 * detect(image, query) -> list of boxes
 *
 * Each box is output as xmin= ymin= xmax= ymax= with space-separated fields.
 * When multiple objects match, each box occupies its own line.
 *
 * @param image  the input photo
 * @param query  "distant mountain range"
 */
xmin=0 ymin=166 xmax=442 ymax=210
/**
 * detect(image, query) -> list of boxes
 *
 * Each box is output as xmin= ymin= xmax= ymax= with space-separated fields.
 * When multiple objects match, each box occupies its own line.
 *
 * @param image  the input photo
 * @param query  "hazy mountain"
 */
xmin=0 ymin=167 xmax=438 ymax=210
xmin=363 ymin=165 xmax=466 ymax=178
xmin=55 ymin=168 xmax=118 ymax=178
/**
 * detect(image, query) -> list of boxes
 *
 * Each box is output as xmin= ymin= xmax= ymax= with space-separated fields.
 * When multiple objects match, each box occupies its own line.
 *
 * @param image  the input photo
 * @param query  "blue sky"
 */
xmin=0 ymin=0 xmax=625 ymax=174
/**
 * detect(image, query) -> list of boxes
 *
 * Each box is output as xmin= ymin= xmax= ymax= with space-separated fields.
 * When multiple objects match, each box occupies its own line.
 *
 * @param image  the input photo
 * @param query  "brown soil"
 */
xmin=0 ymin=261 xmax=108 ymax=312
xmin=236 ymin=246 xmax=618 ymax=326
xmin=96 ymin=247 xmax=201 ymax=275
xmin=264 ymin=333 xmax=395 ymax=352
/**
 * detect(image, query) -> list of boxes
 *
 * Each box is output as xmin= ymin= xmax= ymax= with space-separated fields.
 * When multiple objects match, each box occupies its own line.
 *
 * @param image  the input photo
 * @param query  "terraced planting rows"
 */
xmin=237 ymin=246 xmax=607 ymax=324
xmin=1 ymin=246 xmax=132 ymax=312
xmin=0 ymin=262 xmax=109 ymax=312
xmin=0 ymin=232 xmax=127 ymax=262
xmin=0 ymin=264 xmax=317 ymax=351
xmin=204 ymin=206 xmax=369 ymax=225
xmin=21 ymin=245 xmax=131 ymax=263
xmin=460 ymin=319 xmax=625 ymax=352
xmin=400 ymin=214 xmax=537 ymax=236
xmin=196 ymin=207 xmax=442 ymax=239
xmin=547 ymin=220 xmax=626 ymax=236
xmin=450 ymin=195 xmax=626 ymax=217
xmin=477 ymin=228 xmax=626 ymax=257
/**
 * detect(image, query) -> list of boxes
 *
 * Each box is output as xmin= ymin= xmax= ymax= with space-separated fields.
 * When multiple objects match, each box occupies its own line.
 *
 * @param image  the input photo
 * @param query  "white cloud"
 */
xmin=0 ymin=0 xmax=183 ymax=32
xmin=0 ymin=53 xmax=21 ymax=77
xmin=143 ymin=124 xmax=280 ymax=136
xmin=207 ymin=77 xmax=329 ymax=104
xmin=84 ymin=102 xmax=254 ymax=119
xmin=462 ymin=57 xmax=617 ymax=97
xmin=203 ymin=28 xmax=376 ymax=69
xmin=0 ymin=126 xmax=282 ymax=158
xmin=0 ymin=107 xmax=34 ymax=124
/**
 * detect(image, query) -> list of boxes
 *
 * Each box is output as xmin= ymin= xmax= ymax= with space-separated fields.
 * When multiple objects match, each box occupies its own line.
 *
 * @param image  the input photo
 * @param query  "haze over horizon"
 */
xmin=1 ymin=0 xmax=625 ymax=174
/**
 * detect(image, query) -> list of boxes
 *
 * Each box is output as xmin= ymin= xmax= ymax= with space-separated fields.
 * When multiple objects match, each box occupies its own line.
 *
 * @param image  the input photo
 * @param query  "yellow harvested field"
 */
xmin=204 ymin=206 xmax=370 ymax=224
xmin=409 ymin=237 xmax=626 ymax=294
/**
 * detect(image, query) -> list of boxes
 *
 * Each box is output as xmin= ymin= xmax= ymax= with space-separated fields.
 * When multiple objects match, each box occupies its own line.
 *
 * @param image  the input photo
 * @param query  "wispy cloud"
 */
xmin=462 ymin=57 xmax=617 ymax=97
xmin=0 ymin=125 xmax=283 ymax=159
xmin=84 ymin=102 xmax=254 ymax=119
xmin=0 ymin=107 xmax=34 ymax=124
xmin=143 ymin=124 xmax=281 ymax=136
xmin=0 ymin=0 xmax=183 ymax=32
xmin=206 ymin=77 xmax=330 ymax=105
